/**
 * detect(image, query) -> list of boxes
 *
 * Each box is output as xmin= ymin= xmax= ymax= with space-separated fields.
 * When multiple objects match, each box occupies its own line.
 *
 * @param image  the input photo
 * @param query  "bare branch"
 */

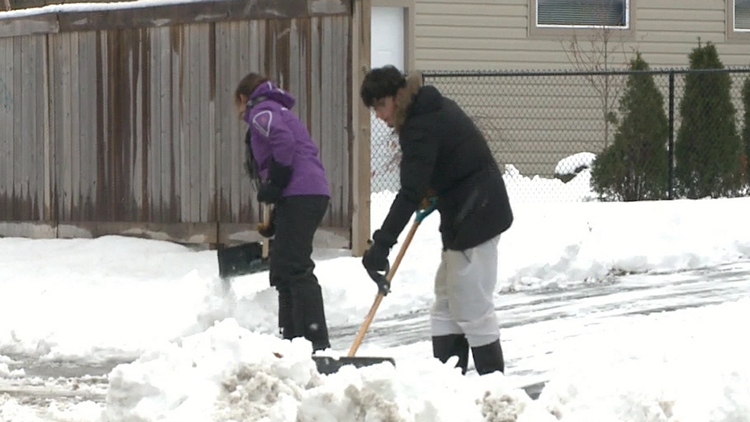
xmin=560 ymin=0 xmax=634 ymax=148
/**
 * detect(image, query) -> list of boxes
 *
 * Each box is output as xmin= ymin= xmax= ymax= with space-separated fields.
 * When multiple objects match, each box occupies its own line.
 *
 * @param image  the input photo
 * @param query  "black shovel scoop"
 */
xmin=217 ymin=240 xmax=271 ymax=279
xmin=217 ymin=205 xmax=273 ymax=287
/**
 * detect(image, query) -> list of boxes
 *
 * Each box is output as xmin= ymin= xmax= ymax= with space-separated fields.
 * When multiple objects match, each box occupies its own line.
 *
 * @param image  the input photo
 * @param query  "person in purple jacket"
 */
xmin=235 ymin=72 xmax=331 ymax=352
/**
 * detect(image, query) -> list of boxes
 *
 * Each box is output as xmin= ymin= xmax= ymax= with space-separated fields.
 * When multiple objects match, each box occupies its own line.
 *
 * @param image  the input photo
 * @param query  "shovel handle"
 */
xmin=347 ymin=218 xmax=422 ymax=357
xmin=262 ymin=204 xmax=271 ymax=259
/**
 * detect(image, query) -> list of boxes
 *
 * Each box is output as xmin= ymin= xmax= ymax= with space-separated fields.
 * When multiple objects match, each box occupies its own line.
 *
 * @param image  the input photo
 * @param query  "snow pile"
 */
xmin=554 ymin=152 xmax=596 ymax=176
xmin=505 ymin=164 xmax=598 ymax=203
xmin=103 ymin=319 xmax=554 ymax=422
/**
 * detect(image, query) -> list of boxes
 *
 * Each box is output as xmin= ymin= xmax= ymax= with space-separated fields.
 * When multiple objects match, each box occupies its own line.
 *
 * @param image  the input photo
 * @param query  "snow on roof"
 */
xmin=0 ymin=0 xmax=216 ymax=20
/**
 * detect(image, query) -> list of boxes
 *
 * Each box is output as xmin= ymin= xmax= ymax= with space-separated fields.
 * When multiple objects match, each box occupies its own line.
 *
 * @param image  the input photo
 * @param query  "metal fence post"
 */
xmin=668 ymin=71 xmax=675 ymax=200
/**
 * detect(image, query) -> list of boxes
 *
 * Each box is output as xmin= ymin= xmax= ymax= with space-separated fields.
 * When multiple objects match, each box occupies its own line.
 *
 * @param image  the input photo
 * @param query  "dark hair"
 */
xmin=360 ymin=65 xmax=406 ymax=107
xmin=235 ymin=72 xmax=270 ymax=105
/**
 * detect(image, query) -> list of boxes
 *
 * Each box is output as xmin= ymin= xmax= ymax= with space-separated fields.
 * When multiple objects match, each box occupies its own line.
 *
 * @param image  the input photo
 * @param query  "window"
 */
xmin=727 ymin=0 xmax=750 ymax=40
xmin=537 ymin=0 xmax=630 ymax=29
xmin=736 ymin=0 xmax=750 ymax=31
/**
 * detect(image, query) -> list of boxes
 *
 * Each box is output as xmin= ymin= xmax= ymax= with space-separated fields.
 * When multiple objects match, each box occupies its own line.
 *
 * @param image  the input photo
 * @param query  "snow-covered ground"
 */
xmin=1 ymin=166 xmax=750 ymax=421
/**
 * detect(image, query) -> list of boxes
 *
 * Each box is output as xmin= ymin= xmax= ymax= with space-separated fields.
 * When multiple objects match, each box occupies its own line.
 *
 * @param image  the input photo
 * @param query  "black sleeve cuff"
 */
xmin=377 ymin=192 xmax=419 ymax=247
xmin=269 ymin=159 xmax=292 ymax=188
xmin=372 ymin=229 xmax=398 ymax=248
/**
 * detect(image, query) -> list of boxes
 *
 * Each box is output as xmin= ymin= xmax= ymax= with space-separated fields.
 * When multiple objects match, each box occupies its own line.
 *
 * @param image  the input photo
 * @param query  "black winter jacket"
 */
xmin=375 ymin=74 xmax=513 ymax=251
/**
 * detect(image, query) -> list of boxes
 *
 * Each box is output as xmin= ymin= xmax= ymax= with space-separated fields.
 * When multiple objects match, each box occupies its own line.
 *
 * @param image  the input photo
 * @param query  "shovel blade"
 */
xmin=311 ymin=355 xmax=395 ymax=375
xmin=217 ymin=241 xmax=271 ymax=279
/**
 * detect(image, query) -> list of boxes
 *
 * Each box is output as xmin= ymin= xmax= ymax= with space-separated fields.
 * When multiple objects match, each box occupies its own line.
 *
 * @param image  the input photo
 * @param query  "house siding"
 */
xmin=415 ymin=0 xmax=750 ymax=70
xmin=408 ymin=0 xmax=750 ymax=179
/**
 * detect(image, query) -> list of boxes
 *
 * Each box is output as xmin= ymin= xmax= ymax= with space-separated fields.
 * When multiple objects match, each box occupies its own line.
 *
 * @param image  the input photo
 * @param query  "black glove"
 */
xmin=362 ymin=241 xmax=390 ymax=273
xmin=257 ymin=183 xmax=284 ymax=204
xmin=257 ymin=208 xmax=276 ymax=238
xmin=362 ymin=230 xmax=398 ymax=271
xmin=257 ymin=160 xmax=292 ymax=204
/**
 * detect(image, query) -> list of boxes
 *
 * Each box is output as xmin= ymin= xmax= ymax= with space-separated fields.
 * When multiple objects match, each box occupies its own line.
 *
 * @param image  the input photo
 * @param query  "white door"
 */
xmin=371 ymin=7 xmax=405 ymax=71
xmin=371 ymin=7 xmax=406 ymax=192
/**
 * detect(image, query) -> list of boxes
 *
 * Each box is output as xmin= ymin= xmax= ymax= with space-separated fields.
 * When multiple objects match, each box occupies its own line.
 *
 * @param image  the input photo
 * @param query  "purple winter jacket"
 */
xmin=244 ymin=81 xmax=330 ymax=198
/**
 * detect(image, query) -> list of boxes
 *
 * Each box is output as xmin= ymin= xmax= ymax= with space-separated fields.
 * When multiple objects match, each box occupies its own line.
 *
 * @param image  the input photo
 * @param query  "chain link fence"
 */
xmin=370 ymin=68 xmax=750 ymax=203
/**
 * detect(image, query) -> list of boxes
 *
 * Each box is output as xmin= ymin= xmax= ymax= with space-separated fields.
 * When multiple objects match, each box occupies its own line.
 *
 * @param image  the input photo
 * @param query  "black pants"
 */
xmin=270 ymin=195 xmax=330 ymax=351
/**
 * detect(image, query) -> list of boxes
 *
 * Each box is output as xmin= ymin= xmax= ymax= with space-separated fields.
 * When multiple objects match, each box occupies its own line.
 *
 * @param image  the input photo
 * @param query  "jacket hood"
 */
xmin=393 ymin=70 xmax=442 ymax=134
xmin=250 ymin=80 xmax=296 ymax=110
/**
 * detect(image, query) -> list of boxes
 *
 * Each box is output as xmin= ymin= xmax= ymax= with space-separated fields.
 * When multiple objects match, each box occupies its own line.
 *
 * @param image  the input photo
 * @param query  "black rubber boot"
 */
xmin=290 ymin=281 xmax=331 ymax=352
xmin=432 ymin=334 xmax=470 ymax=374
xmin=471 ymin=339 xmax=504 ymax=375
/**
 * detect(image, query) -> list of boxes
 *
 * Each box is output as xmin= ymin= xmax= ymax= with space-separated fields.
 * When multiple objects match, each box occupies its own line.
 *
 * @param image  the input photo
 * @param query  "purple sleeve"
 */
xmin=251 ymin=108 xmax=295 ymax=168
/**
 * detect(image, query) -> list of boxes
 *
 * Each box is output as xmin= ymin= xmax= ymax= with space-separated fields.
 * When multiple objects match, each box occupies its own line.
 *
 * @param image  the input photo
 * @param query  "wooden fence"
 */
xmin=0 ymin=0 xmax=372 ymax=249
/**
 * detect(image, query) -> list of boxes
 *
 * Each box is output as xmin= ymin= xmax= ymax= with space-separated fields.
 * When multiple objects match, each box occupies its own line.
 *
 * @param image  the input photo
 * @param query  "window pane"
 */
xmin=538 ymin=0 xmax=627 ymax=27
xmin=737 ymin=0 xmax=750 ymax=30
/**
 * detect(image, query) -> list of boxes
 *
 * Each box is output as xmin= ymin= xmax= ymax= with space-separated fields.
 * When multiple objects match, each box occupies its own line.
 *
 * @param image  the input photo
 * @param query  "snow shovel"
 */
xmin=217 ymin=205 xmax=272 ymax=285
xmin=312 ymin=198 xmax=438 ymax=375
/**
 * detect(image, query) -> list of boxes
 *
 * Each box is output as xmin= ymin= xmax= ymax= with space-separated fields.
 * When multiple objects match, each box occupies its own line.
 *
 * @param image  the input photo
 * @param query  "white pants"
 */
xmin=430 ymin=235 xmax=500 ymax=347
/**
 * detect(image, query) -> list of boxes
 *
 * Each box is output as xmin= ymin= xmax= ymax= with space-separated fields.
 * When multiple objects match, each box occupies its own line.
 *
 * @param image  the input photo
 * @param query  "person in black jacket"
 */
xmin=360 ymin=65 xmax=513 ymax=375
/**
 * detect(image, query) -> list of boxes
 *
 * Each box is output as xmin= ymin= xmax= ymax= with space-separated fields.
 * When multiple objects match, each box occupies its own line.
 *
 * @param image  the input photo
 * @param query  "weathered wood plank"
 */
xmin=0 ymin=14 xmax=58 ymax=39
xmin=78 ymin=32 xmax=95 ymax=220
xmin=40 ymin=32 xmax=52 ymax=222
xmin=308 ymin=0 xmax=350 ymax=16
xmin=309 ymin=17 xmax=322 ymax=220
xmin=60 ymin=34 xmax=72 ymax=221
xmin=289 ymin=19 xmax=302 ymax=127
xmin=11 ymin=36 xmax=22 ymax=220
xmin=170 ymin=26 xmax=183 ymax=223
xmin=249 ymin=19 xmax=264 ymax=222
xmin=234 ymin=21 xmax=250 ymax=222
xmin=70 ymin=32 xmax=81 ymax=219
xmin=214 ymin=21 xmax=230 ymax=224
xmin=158 ymin=26 xmax=172 ymax=222
xmin=188 ymin=25 xmax=201 ymax=223
xmin=320 ymin=18 xmax=335 ymax=226
xmin=96 ymin=30 xmax=108 ymax=221
xmin=0 ymin=38 xmax=12 ymax=219
xmin=218 ymin=222 xmax=349 ymax=248
xmin=352 ymin=0 xmax=372 ymax=255
xmin=198 ymin=23 xmax=212 ymax=223
xmin=0 ymin=221 xmax=57 ymax=238
xmin=137 ymin=28 xmax=147 ymax=221
xmin=148 ymin=26 xmax=160 ymax=223
xmin=20 ymin=35 xmax=33 ymax=219
xmin=55 ymin=221 xmax=218 ymax=244
xmin=334 ymin=16 xmax=349 ymax=227
xmin=48 ymin=34 xmax=61 ymax=224
xmin=0 ymin=10 xmax=353 ymax=246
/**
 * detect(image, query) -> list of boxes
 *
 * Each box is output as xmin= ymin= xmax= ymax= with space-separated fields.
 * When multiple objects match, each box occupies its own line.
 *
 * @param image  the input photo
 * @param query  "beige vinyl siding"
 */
xmin=412 ymin=0 xmax=750 ymax=178
xmin=430 ymin=74 xmax=619 ymax=178
xmin=415 ymin=0 xmax=750 ymax=70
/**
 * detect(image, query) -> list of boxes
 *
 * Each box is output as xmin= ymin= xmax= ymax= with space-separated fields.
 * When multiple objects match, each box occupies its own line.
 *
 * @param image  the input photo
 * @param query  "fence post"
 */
xmin=351 ymin=0 xmax=372 ymax=256
xmin=668 ymin=71 xmax=675 ymax=200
